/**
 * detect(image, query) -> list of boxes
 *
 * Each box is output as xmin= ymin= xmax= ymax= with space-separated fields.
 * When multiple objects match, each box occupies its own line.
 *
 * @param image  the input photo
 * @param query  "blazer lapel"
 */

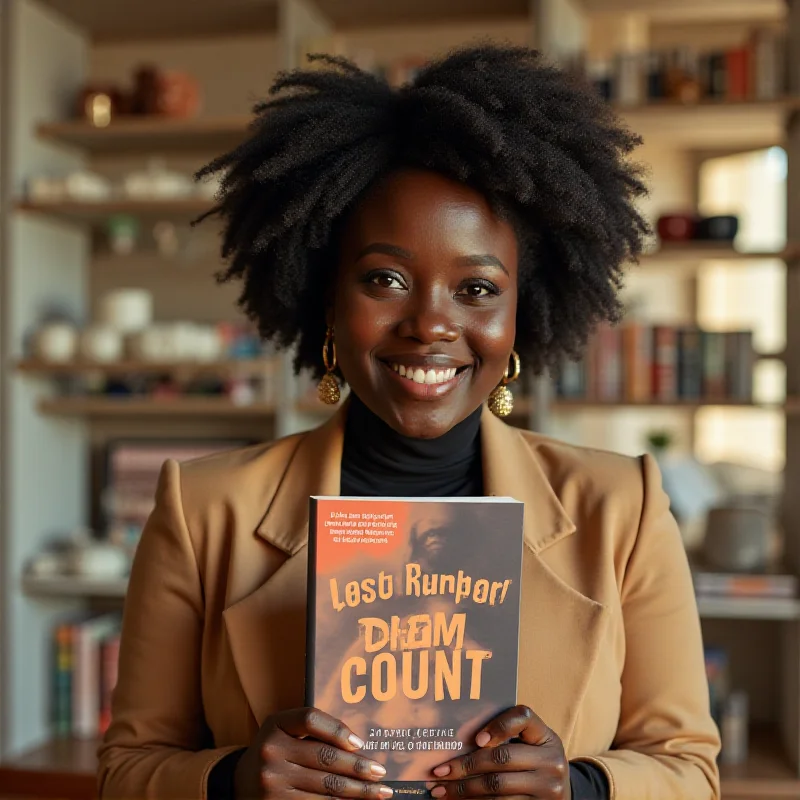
xmin=223 ymin=407 xmax=347 ymax=725
xmin=481 ymin=412 xmax=610 ymax=750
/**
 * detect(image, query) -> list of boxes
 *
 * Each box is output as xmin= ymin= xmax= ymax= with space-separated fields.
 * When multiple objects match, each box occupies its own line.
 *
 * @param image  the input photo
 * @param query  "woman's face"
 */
xmin=333 ymin=169 xmax=519 ymax=438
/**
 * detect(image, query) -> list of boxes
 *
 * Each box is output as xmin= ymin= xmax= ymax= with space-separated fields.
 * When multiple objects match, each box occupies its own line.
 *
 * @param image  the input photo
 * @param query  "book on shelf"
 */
xmin=577 ymin=28 xmax=787 ymax=106
xmin=306 ymin=496 xmax=524 ymax=793
xmin=692 ymin=569 xmax=798 ymax=600
xmin=52 ymin=614 xmax=122 ymax=739
xmin=555 ymin=324 xmax=754 ymax=404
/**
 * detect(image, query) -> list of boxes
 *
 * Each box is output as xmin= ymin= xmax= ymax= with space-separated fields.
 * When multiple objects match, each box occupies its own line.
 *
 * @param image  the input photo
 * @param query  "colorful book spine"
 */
xmin=53 ymin=623 xmax=73 ymax=736
xmin=556 ymin=325 xmax=756 ymax=404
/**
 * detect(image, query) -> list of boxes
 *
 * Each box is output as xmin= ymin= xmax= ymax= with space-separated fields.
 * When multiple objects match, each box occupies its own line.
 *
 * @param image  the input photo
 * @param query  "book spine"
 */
xmin=678 ymin=328 xmax=703 ymax=400
xmin=726 ymin=47 xmax=751 ymax=101
xmin=652 ymin=326 xmax=678 ymax=401
xmin=98 ymin=633 xmax=121 ymax=737
xmin=53 ymin=623 xmax=73 ymax=737
xmin=597 ymin=326 xmax=622 ymax=401
xmin=703 ymin=332 xmax=727 ymax=400
xmin=735 ymin=331 xmax=755 ymax=401
xmin=304 ymin=498 xmax=319 ymax=707
xmin=623 ymin=324 xmax=652 ymax=402
xmin=72 ymin=621 xmax=100 ymax=739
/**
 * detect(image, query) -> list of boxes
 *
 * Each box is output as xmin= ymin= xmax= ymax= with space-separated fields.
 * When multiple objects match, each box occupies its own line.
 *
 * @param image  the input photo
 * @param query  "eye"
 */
xmin=365 ymin=270 xmax=406 ymax=290
xmin=457 ymin=280 xmax=500 ymax=299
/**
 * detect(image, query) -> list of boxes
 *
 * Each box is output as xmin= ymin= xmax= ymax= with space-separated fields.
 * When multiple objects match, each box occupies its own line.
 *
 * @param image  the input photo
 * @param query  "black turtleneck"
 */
xmin=208 ymin=394 xmax=608 ymax=800
xmin=340 ymin=393 xmax=483 ymax=497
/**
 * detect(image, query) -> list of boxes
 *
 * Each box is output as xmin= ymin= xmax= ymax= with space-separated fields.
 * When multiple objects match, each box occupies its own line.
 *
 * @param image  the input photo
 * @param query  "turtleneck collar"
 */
xmin=340 ymin=393 xmax=483 ymax=497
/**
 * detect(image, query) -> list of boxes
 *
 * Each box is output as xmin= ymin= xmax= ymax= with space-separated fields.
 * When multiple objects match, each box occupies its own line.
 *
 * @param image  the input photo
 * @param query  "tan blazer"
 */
xmin=98 ymin=406 xmax=721 ymax=800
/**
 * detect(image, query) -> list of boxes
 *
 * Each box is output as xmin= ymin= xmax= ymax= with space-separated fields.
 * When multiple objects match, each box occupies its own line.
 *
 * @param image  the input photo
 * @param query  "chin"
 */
xmin=383 ymin=403 xmax=466 ymax=439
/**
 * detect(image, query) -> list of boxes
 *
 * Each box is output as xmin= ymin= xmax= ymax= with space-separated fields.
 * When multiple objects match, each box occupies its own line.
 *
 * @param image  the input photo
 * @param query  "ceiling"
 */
xmin=35 ymin=0 xmax=784 ymax=42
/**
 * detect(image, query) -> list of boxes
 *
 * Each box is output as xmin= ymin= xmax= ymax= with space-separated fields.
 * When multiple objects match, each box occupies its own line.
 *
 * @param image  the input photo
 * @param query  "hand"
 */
xmin=234 ymin=706 xmax=394 ymax=800
xmin=429 ymin=705 xmax=570 ymax=800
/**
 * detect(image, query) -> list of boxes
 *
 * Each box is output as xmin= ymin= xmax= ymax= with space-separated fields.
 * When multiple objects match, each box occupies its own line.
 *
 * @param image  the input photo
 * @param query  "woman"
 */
xmin=98 ymin=45 xmax=721 ymax=800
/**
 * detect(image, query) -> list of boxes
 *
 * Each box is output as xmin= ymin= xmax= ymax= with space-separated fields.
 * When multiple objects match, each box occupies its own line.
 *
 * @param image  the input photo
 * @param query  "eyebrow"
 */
xmin=456 ymin=254 xmax=508 ymax=275
xmin=357 ymin=244 xmax=508 ymax=275
xmin=356 ymin=243 xmax=414 ymax=261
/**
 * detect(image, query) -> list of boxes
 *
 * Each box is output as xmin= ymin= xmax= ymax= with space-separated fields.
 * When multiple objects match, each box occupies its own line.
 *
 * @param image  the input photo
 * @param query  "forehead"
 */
xmin=342 ymin=169 xmax=518 ymax=260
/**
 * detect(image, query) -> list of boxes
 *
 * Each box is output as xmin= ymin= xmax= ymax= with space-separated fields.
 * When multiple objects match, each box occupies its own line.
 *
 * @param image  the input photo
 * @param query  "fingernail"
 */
xmin=379 ymin=787 xmax=394 ymax=798
xmin=433 ymin=765 xmax=450 ymax=777
xmin=431 ymin=787 xmax=447 ymax=798
xmin=349 ymin=733 xmax=365 ymax=749
xmin=370 ymin=764 xmax=387 ymax=778
xmin=475 ymin=732 xmax=491 ymax=747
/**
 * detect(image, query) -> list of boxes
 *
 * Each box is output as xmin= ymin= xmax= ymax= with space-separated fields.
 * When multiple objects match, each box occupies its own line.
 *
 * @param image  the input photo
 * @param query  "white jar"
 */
xmin=99 ymin=289 xmax=153 ymax=333
xmin=34 ymin=322 xmax=78 ymax=363
xmin=80 ymin=324 xmax=124 ymax=363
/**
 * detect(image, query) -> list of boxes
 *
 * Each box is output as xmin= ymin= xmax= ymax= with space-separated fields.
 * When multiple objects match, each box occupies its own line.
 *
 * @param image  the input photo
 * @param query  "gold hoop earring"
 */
xmin=488 ymin=350 xmax=520 ymax=418
xmin=317 ymin=326 xmax=341 ymax=405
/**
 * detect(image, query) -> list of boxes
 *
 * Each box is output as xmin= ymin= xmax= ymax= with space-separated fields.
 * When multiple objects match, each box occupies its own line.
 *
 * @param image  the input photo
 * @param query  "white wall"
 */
xmin=2 ymin=0 xmax=88 ymax=756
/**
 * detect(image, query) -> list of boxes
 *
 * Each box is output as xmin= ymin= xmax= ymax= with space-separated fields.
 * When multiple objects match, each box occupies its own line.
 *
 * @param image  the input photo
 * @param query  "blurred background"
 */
xmin=0 ymin=0 xmax=798 ymax=797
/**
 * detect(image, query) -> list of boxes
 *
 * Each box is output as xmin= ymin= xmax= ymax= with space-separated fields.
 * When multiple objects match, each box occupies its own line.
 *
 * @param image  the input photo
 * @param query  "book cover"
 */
xmin=306 ymin=497 xmax=524 ymax=794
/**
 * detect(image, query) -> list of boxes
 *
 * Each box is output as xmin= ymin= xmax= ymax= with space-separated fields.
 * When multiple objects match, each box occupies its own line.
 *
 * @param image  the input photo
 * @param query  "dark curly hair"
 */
xmin=196 ymin=44 xmax=649 ymax=379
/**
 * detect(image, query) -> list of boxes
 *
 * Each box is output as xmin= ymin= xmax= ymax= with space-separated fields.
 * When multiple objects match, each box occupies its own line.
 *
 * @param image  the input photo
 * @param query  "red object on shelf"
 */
xmin=657 ymin=214 xmax=697 ymax=242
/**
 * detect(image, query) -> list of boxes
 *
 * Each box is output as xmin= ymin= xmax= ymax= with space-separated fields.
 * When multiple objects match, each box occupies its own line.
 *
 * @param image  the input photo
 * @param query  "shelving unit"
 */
xmin=16 ymin=198 xmax=213 ymax=225
xmin=36 ymin=115 xmax=251 ymax=154
xmin=37 ymin=397 xmax=277 ymax=417
xmin=1 ymin=1 xmax=800 ymax=798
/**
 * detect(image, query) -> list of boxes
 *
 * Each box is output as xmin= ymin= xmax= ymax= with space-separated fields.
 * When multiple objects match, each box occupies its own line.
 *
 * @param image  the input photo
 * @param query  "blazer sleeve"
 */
xmin=574 ymin=454 xmax=721 ymax=800
xmin=97 ymin=460 xmax=244 ymax=799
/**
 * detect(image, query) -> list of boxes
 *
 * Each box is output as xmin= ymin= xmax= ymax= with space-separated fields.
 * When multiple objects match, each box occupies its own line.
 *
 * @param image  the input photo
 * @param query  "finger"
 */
xmin=277 ymin=707 xmax=365 ymax=751
xmin=475 ymin=705 xmax=554 ymax=748
xmin=279 ymin=762 xmax=394 ymax=799
xmin=431 ymin=742 xmax=552 ymax=779
xmin=430 ymin=771 xmax=554 ymax=798
xmin=284 ymin=737 xmax=388 ymax=781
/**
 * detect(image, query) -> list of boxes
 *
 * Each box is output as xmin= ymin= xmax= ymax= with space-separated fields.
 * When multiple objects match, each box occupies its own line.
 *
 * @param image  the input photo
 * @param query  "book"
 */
xmin=692 ymin=569 xmax=797 ymax=599
xmin=306 ymin=497 xmax=524 ymax=794
xmin=72 ymin=613 xmax=121 ymax=739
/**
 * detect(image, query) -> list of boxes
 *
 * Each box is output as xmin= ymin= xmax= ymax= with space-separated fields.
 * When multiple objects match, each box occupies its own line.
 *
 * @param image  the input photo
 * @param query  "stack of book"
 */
xmin=577 ymin=29 xmax=787 ymax=106
xmin=52 ymin=614 xmax=121 ymax=739
xmin=554 ymin=325 xmax=754 ymax=404
xmin=692 ymin=569 xmax=798 ymax=602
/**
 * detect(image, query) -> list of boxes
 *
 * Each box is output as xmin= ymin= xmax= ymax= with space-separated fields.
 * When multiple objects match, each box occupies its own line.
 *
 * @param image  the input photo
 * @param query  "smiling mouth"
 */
xmin=388 ymin=363 xmax=468 ymax=386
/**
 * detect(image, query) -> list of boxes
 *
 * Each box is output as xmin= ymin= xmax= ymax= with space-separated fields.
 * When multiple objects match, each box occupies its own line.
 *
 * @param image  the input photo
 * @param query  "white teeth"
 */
xmin=389 ymin=363 xmax=461 ymax=385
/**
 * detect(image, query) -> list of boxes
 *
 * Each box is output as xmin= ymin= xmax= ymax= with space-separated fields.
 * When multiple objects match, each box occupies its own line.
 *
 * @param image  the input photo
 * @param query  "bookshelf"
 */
xmin=1 ymin=1 xmax=800 ymax=799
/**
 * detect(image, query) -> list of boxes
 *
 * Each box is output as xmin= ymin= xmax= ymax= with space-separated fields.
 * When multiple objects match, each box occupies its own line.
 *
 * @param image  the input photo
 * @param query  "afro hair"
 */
xmin=196 ymin=44 xmax=649 ymax=379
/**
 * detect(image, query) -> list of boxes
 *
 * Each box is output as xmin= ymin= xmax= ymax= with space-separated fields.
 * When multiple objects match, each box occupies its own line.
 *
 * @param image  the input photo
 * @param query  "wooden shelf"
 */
xmin=0 ymin=736 xmax=98 ymax=800
xmin=617 ymin=97 xmax=800 ymax=149
xmin=552 ymin=399 xmax=777 ymax=411
xmin=640 ymin=244 xmax=800 ymax=265
xmin=697 ymin=596 xmax=800 ymax=621
xmin=38 ymin=397 xmax=276 ymax=417
xmin=16 ymin=198 xmax=214 ymax=225
xmin=22 ymin=574 xmax=128 ymax=599
xmin=36 ymin=115 xmax=251 ymax=154
xmin=721 ymin=725 xmax=800 ymax=798
xmin=17 ymin=358 xmax=277 ymax=377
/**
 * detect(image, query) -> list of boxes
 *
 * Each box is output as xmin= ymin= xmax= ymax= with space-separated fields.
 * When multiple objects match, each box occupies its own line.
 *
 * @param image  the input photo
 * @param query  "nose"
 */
xmin=396 ymin=292 xmax=461 ymax=344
